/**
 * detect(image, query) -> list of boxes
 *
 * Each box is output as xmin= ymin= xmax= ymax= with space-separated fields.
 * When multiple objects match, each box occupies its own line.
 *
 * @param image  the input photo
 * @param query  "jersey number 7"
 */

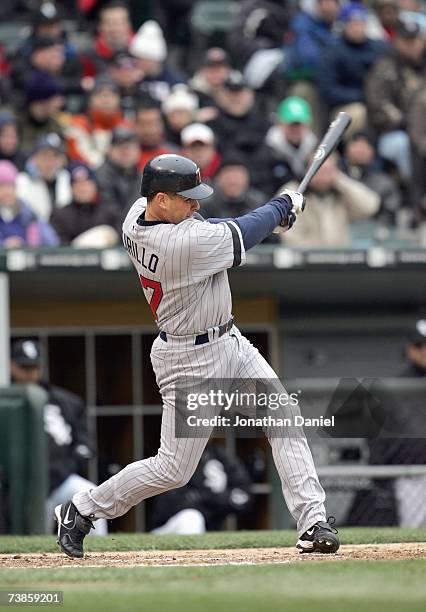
xmin=139 ymin=275 xmax=163 ymax=320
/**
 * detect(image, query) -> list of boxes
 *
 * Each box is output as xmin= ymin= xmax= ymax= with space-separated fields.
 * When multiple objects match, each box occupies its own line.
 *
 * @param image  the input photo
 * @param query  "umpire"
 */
xmin=10 ymin=339 xmax=107 ymax=535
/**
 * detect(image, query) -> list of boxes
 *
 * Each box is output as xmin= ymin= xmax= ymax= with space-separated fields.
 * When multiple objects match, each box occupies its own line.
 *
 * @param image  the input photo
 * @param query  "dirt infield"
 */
xmin=1 ymin=542 xmax=425 ymax=568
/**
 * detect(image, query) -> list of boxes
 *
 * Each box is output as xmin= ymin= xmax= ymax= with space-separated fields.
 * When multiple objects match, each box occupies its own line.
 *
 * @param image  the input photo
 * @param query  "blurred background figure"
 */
xmin=95 ymin=126 xmax=140 ymax=214
xmin=0 ymin=112 xmax=26 ymax=170
xmin=181 ymin=123 xmax=222 ymax=181
xmin=10 ymin=338 xmax=107 ymax=535
xmin=366 ymin=19 xmax=426 ymax=184
xmin=189 ymin=47 xmax=232 ymax=109
xmin=280 ymin=153 xmax=380 ymax=247
xmin=318 ymin=3 xmax=388 ymax=135
xmin=407 ymin=82 xmax=426 ymax=228
xmin=19 ymin=73 xmax=65 ymax=156
xmin=264 ymin=96 xmax=318 ymax=191
xmin=67 ymin=76 xmax=128 ymax=168
xmin=16 ymin=133 xmax=71 ymax=221
xmin=50 ymin=162 xmax=121 ymax=247
xmin=0 ymin=160 xmax=59 ymax=248
xmin=107 ymin=51 xmax=143 ymax=120
xmin=82 ymin=0 xmax=134 ymax=76
xmin=341 ymin=131 xmax=402 ymax=228
xmin=162 ymin=85 xmax=199 ymax=147
xmin=130 ymin=20 xmax=186 ymax=103
xmin=135 ymin=97 xmax=174 ymax=170
xmin=150 ymin=442 xmax=253 ymax=534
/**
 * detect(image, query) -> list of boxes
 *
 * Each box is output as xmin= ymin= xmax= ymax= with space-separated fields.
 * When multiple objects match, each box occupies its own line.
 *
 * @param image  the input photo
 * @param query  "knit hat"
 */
xmin=25 ymin=72 xmax=61 ymax=103
xmin=91 ymin=76 xmax=120 ymax=95
xmin=111 ymin=126 xmax=138 ymax=146
xmin=0 ymin=160 xmax=18 ymax=185
xmin=162 ymin=85 xmax=198 ymax=115
xmin=218 ymin=151 xmax=248 ymax=172
xmin=339 ymin=3 xmax=368 ymax=24
xmin=129 ymin=20 xmax=167 ymax=62
xmin=31 ymin=36 xmax=61 ymax=52
xmin=181 ymin=123 xmax=215 ymax=146
xmin=33 ymin=132 xmax=65 ymax=155
xmin=278 ymin=97 xmax=312 ymax=124
xmin=69 ymin=162 xmax=96 ymax=184
xmin=203 ymin=47 xmax=230 ymax=67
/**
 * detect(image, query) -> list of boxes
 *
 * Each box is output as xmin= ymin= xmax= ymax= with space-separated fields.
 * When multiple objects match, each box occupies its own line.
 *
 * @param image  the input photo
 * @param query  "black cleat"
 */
xmin=54 ymin=501 xmax=94 ymax=559
xmin=296 ymin=517 xmax=340 ymax=554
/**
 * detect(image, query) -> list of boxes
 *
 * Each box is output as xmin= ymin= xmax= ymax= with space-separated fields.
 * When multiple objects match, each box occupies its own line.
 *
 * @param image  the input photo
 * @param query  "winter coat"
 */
xmin=0 ymin=200 xmax=59 ymax=247
xmin=284 ymin=11 xmax=337 ymax=81
xmin=280 ymin=173 xmax=380 ymax=247
xmin=66 ymin=110 xmax=131 ymax=168
xmin=50 ymin=198 xmax=122 ymax=245
xmin=16 ymin=167 xmax=72 ymax=221
xmin=318 ymin=35 xmax=388 ymax=108
xmin=95 ymin=158 xmax=141 ymax=214
xmin=365 ymin=49 xmax=426 ymax=134
xmin=265 ymin=125 xmax=317 ymax=178
xmin=230 ymin=0 xmax=295 ymax=65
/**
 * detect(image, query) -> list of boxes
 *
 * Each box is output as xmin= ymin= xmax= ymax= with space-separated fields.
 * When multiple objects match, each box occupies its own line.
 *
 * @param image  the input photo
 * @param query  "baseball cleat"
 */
xmin=296 ymin=517 xmax=340 ymax=554
xmin=54 ymin=501 xmax=94 ymax=559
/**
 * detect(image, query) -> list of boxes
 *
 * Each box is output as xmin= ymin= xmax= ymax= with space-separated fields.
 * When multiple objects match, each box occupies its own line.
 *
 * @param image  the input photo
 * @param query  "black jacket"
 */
xmin=95 ymin=158 xmax=140 ymax=216
xmin=39 ymin=382 xmax=94 ymax=493
xmin=150 ymin=445 xmax=253 ymax=530
xmin=50 ymin=198 xmax=122 ymax=245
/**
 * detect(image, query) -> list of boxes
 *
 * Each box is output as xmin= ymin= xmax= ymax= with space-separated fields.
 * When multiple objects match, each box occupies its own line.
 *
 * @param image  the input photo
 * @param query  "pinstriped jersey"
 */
xmin=122 ymin=198 xmax=246 ymax=335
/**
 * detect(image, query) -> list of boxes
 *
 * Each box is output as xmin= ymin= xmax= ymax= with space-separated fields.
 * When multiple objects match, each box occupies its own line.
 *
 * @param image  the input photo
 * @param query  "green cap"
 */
xmin=278 ymin=97 xmax=312 ymax=124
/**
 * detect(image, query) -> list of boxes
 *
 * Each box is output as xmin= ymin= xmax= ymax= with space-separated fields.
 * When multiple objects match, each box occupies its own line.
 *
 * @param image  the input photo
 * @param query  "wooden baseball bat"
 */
xmin=297 ymin=112 xmax=352 ymax=194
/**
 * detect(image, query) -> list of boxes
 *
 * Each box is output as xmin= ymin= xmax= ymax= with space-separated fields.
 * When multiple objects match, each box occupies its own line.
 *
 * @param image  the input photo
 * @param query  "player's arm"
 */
xmin=207 ymin=192 xmax=304 ymax=249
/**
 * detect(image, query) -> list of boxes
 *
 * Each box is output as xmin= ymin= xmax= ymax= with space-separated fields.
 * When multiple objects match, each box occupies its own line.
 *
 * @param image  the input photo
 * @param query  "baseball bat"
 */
xmin=297 ymin=112 xmax=352 ymax=194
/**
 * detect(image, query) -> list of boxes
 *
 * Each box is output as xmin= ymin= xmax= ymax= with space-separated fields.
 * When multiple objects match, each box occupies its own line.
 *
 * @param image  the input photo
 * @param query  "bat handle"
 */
xmin=296 ymin=176 xmax=309 ymax=194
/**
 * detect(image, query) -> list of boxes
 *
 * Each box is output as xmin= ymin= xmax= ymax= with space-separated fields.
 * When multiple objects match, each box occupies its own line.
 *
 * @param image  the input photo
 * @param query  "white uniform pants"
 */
xmin=73 ymin=327 xmax=326 ymax=535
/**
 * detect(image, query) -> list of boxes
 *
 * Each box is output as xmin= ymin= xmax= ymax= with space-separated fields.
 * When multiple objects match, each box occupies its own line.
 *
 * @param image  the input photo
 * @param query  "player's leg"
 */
xmin=232 ymin=328 xmax=339 ymax=552
xmin=56 ymin=334 xmax=238 ymax=557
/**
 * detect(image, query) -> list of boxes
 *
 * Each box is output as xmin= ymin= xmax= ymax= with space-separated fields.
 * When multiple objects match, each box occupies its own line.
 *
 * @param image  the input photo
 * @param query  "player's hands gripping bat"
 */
xmin=274 ymin=112 xmax=352 ymax=233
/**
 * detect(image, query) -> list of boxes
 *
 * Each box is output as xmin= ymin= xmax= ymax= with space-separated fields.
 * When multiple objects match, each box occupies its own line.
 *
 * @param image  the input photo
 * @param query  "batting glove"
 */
xmin=273 ymin=189 xmax=305 ymax=234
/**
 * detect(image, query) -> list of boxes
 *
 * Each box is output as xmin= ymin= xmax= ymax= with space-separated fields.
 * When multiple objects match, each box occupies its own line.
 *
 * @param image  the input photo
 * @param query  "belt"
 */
xmin=160 ymin=317 xmax=234 ymax=345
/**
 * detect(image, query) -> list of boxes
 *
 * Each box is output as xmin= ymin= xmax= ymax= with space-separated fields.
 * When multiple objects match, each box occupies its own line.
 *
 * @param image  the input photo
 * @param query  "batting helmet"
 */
xmin=140 ymin=154 xmax=214 ymax=200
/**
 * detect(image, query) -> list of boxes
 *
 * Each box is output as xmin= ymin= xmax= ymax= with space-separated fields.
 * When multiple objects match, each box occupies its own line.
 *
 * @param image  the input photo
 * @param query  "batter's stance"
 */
xmin=55 ymin=154 xmax=339 ymax=558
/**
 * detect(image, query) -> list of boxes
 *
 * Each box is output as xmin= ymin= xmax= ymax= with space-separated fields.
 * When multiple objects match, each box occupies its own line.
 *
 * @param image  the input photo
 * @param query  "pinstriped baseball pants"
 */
xmin=73 ymin=326 xmax=326 ymax=535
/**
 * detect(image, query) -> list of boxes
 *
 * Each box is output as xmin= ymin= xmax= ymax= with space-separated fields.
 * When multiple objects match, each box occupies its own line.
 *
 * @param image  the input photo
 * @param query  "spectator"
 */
xmin=81 ymin=0 xmax=134 ymax=77
xmin=150 ymin=442 xmax=252 ymax=534
xmin=10 ymin=338 xmax=107 ymax=535
xmin=16 ymin=133 xmax=71 ymax=221
xmin=341 ymin=131 xmax=402 ymax=226
xmin=370 ymin=0 xmax=401 ymax=40
xmin=95 ymin=127 xmax=141 ymax=213
xmin=283 ymin=0 xmax=340 ymax=132
xmin=201 ymin=152 xmax=277 ymax=246
xmin=162 ymin=85 xmax=199 ymax=146
xmin=365 ymin=320 xmax=426 ymax=528
xmin=67 ymin=77 xmax=129 ymax=168
xmin=0 ymin=113 xmax=26 ymax=170
xmin=365 ymin=20 xmax=426 ymax=181
xmin=50 ymin=162 xmax=122 ymax=246
xmin=19 ymin=73 xmax=65 ymax=156
xmin=230 ymin=0 xmax=294 ymax=66
xmin=11 ymin=9 xmax=83 ymax=105
xmin=180 ymin=123 xmax=222 ymax=181
xmin=207 ymin=72 xmax=271 ymax=186
xmin=135 ymin=98 xmax=174 ymax=171
xmin=407 ymin=83 xmax=426 ymax=223
xmin=108 ymin=51 xmax=144 ymax=120
xmin=264 ymin=97 xmax=318 ymax=189
xmin=0 ymin=160 xmax=59 ymax=248
xmin=279 ymin=153 xmax=380 ymax=247
xmin=189 ymin=48 xmax=232 ymax=108
xmin=130 ymin=20 xmax=186 ymax=102
xmin=318 ymin=3 xmax=388 ymax=134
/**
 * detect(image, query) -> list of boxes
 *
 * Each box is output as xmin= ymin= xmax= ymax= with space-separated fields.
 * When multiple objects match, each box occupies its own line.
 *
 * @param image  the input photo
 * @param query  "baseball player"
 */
xmin=55 ymin=154 xmax=340 ymax=558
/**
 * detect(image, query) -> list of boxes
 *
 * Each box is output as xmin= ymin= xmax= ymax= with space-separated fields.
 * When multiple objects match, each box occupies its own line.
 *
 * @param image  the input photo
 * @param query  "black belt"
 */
xmin=160 ymin=318 xmax=234 ymax=345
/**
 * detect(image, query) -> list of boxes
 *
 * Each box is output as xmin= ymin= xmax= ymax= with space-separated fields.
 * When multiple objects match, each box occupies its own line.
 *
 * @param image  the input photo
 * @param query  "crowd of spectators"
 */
xmin=0 ymin=0 xmax=425 ymax=250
